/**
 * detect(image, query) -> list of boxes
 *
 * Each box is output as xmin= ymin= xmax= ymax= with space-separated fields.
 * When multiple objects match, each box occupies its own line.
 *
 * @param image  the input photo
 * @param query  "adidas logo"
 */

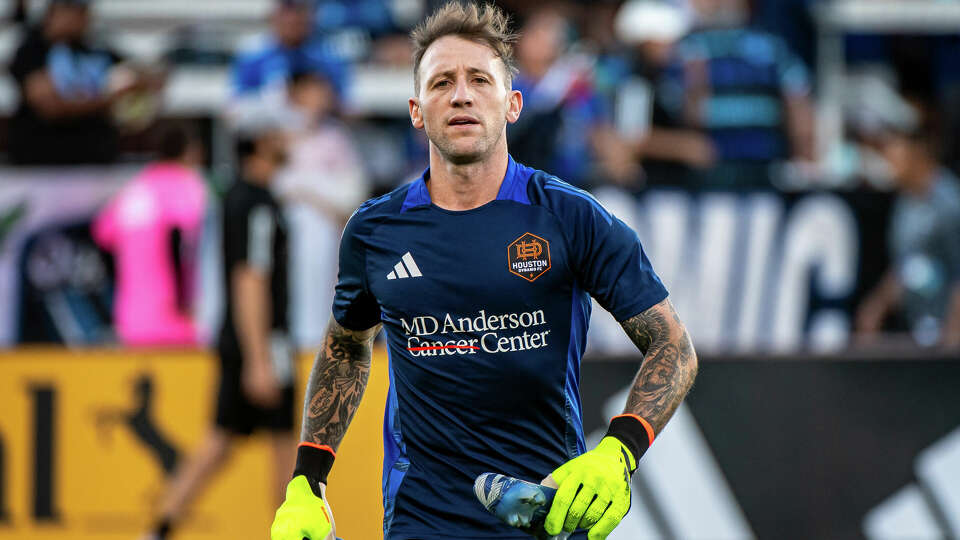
xmin=387 ymin=252 xmax=423 ymax=280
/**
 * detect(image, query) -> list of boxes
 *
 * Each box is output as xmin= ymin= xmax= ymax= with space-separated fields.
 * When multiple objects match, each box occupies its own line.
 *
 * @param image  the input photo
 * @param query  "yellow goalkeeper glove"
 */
xmin=271 ymin=475 xmax=333 ymax=540
xmin=544 ymin=414 xmax=655 ymax=540
xmin=271 ymin=442 xmax=336 ymax=540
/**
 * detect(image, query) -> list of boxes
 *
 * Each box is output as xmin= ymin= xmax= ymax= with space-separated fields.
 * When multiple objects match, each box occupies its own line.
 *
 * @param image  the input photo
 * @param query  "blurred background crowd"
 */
xmin=1 ymin=0 xmax=960 ymax=354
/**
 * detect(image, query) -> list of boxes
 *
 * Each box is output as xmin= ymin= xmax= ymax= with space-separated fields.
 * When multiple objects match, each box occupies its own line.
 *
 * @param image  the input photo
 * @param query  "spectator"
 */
xmin=507 ymin=8 xmax=608 ymax=187
xmin=856 ymin=123 xmax=960 ymax=348
xmin=595 ymin=0 xmax=714 ymax=189
xmin=143 ymin=128 xmax=295 ymax=540
xmin=92 ymin=124 xmax=207 ymax=346
xmin=674 ymin=0 xmax=815 ymax=188
xmin=276 ymin=71 xmax=368 ymax=347
xmin=228 ymin=0 xmax=348 ymax=128
xmin=7 ymin=0 xmax=145 ymax=165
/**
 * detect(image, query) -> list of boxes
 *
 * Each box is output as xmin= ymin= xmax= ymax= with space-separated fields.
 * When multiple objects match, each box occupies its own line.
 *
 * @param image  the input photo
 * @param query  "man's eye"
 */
xmin=434 ymin=80 xmax=450 ymax=88
xmin=474 ymin=77 xmax=488 ymax=84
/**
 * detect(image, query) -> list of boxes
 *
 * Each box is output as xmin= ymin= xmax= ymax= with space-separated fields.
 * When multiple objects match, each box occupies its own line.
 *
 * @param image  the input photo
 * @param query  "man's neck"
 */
xmin=426 ymin=143 xmax=509 ymax=211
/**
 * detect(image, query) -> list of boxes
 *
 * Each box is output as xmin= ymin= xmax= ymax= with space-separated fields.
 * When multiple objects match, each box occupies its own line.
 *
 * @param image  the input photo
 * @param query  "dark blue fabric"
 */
xmin=332 ymin=156 xmax=667 ymax=537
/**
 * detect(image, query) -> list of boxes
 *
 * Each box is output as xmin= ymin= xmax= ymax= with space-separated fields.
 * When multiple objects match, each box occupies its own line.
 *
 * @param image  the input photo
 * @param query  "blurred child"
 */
xmin=92 ymin=124 xmax=206 ymax=346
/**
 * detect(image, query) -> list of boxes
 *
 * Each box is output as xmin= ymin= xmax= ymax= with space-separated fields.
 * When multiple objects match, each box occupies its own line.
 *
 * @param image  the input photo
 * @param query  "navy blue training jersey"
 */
xmin=333 ymin=156 xmax=668 ymax=539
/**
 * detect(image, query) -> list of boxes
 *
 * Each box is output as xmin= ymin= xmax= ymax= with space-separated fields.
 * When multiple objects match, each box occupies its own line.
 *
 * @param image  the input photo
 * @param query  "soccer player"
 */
xmin=271 ymin=3 xmax=697 ymax=540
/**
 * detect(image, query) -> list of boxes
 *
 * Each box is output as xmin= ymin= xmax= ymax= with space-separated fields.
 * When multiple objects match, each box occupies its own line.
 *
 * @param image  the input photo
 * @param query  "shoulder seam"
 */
xmin=541 ymin=179 xmax=613 ymax=225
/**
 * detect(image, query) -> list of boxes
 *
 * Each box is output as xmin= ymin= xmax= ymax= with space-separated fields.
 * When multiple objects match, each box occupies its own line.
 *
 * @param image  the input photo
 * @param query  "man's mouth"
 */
xmin=448 ymin=116 xmax=480 ymax=126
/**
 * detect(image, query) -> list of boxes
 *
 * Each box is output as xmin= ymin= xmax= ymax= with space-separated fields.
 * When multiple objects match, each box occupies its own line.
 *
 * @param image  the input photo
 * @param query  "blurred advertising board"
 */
xmin=0 ymin=348 xmax=388 ymax=540
xmin=2 ymin=347 xmax=958 ymax=539
xmin=582 ymin=355 xmax=960 ymax=540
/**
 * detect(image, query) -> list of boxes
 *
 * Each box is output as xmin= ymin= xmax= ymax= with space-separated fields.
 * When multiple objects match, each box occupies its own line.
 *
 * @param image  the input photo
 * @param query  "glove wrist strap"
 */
xmin=605 ymin=414 xmax=655 ymax=471
xmin=294 ymin=442 xmax=336 ymax=497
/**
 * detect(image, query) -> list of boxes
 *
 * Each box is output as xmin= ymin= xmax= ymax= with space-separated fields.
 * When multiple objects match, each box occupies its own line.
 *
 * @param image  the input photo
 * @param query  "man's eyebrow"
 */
xmin=426 ymin=70 xmax=456 ymax=86
xmin=466 ymin=67 xmax=494 ymax=79
xmin=426 ymin=67 xmax=496 ymax=86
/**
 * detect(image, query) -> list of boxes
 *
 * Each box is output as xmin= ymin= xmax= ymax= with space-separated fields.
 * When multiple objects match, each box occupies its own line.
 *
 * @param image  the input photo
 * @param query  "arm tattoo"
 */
xmin=620 ymin=298 xmax=698 ymax=434
xmin=301 ymin=318 xmax=379 ymax=450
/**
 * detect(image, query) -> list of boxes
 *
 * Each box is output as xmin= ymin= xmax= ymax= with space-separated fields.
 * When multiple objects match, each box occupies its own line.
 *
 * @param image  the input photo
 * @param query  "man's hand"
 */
xmin=271 ymin=475 xmax=335 ymax=540
xmin=242 ymin=359 xmax=281 ymax=407
xmin=544 ymin=437 xmax=633 ymax=540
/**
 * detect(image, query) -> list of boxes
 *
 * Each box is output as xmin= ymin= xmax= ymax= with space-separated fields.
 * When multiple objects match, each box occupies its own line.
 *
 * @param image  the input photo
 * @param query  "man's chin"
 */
xmin=437 ymin=143 xmax=488 ymax=165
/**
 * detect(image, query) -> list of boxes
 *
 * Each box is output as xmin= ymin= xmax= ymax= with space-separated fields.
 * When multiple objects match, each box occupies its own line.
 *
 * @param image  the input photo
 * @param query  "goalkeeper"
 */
xmin=271 ymin=3 xmax=697 ymax=539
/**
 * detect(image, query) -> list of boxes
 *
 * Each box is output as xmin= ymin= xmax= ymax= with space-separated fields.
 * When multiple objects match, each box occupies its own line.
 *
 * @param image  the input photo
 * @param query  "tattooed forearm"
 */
xmin=301 ymin=317 xmax=380 ymax=450
xmin=620 ymin=298 xmax=697 ymax=434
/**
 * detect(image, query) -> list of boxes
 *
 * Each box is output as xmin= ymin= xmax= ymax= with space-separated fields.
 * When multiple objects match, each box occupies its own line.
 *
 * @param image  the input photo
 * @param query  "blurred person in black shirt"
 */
xmin=7 ymin=0 xmax=150 ymax=165
xmin=594 ymin=0 xmax=715 ymax=189
xmin=143 ymin=130 xmax=295 ymax=540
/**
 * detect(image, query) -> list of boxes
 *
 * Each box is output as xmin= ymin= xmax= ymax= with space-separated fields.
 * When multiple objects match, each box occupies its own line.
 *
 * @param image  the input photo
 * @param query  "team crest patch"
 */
xmin=508 ymin=232 xmax=551 ymax=282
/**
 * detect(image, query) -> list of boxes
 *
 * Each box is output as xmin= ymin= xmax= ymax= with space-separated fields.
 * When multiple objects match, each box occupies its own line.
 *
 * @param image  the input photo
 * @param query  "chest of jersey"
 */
xmin=366 ymin=201 xmax=572 ymax=321
xmin=364 ymin=201 xmax=578 ymax=404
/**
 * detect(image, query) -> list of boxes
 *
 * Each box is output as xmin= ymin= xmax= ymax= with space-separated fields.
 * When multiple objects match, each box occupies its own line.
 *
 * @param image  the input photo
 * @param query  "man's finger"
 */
xmin=587 ymin=498 xmax=629 ymax=540
xmin=579 ymin=495 xmax=611 ymax=529
xmin=302 ymin=520 xmax=331 ymax=540
xmin=563 ymin=486 xmax=595 ymax=532
xmin=544 ymin=474 xmax=581 ymax=535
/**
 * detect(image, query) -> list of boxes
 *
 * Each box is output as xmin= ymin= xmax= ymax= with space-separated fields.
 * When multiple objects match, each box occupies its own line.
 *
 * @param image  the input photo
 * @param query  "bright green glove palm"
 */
xmin=544 ymin=437 xmax=634 ymax=540
xmin=271 ymin=475 xmax=333 ymax=540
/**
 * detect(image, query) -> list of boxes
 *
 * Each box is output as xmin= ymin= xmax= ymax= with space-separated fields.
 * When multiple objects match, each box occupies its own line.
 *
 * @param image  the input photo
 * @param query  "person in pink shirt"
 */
xmin=93 ymin=125 xmax=207 ymax=346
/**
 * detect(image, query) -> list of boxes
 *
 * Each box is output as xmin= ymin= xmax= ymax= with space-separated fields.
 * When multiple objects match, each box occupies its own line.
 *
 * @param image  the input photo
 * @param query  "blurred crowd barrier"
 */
xmin=0 ymin=168 xmax=899 ymax=353
xmin=1 ymin=347 xmax=958 ymax=540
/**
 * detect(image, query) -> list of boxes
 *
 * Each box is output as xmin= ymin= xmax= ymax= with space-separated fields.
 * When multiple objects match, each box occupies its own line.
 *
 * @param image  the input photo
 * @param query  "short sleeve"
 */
xmin=225 ymin=201 xmax=275 ymax=273
xmin=559 ymin=187 xmax=668 ymax=321
xmin=9 ymin=38 xmax=46 ymax=85
xmin=332 ymin=214 xmax=381 ymax=330
xmin=775 ymin=37 xmax=811 ymax=97
xmin=230 ymin=54 xmax=262 ymax=96
xmin=169 ymin=175 xmax=207 ymax=232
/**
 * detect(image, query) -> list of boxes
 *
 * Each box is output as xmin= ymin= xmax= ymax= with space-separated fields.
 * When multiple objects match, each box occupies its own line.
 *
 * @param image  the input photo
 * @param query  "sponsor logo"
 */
xmin=508 ymin=233 xmax=551 ymax=282
xmin=387 ymin=252 xmax=422 ymax=280
xmin=400 ymin=309 xmax=551 ymax=356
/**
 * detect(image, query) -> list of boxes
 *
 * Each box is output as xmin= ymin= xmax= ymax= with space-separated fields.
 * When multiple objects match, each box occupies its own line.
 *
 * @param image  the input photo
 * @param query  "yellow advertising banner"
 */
xmin=0 ymin=347 xmax=389 ymax=540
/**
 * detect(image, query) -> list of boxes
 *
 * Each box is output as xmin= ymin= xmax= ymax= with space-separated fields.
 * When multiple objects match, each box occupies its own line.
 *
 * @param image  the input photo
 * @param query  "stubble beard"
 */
xmin=428 ymin=118 xmax=506 ymax=166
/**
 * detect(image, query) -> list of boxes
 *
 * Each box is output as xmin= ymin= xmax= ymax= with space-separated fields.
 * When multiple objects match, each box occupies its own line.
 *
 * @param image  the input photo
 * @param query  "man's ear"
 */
xmin=409 ymin=97 xmax=424 ymax=129
xmin=506 ymin=89 xmax=523 ymax=124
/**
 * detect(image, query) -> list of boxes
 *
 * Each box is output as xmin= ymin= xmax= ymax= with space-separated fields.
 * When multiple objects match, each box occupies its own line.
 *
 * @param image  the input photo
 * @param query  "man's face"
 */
xmin=880 ymin=134 xmax=922 ymax=188
xmin=48 ymin=5 xmax=90 ymax=42
xmin=409 ymin=36 xmax=522 ymax=165
xmin=273 ymin=6 xmax=311 ymax=47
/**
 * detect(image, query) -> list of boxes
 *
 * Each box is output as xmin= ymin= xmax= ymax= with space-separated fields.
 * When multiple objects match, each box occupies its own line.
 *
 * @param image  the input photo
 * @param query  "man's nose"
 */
xmin=450 ymin=77 xmax=473 ymax=107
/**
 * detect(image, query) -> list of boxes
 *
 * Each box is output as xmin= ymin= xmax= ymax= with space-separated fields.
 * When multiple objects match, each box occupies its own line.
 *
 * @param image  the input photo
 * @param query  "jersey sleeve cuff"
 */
xmin=612 ymin=288 xmax=669 ymax=324
xmin=293 ymin=442 xmax=336 ymax=496
xmin=605 ymin=414 xmax=655 ymax=472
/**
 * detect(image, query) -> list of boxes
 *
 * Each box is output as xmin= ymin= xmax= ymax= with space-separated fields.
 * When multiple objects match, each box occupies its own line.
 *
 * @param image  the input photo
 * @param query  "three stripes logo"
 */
xmin=387 ymin=252 xmax=422 ymax=280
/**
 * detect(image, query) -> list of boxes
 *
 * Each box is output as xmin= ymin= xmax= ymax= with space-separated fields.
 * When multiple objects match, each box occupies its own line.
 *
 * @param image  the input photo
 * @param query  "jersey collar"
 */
xmin=401 ymin=154 xmax=529 ymax=212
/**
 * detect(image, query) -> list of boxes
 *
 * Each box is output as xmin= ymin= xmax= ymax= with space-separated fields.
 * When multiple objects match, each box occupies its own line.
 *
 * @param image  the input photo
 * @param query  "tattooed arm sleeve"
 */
xmin=301 ymin=317 xmax=380 ymax=452
xmin=620 ymin=298 xmax=698 ymax=434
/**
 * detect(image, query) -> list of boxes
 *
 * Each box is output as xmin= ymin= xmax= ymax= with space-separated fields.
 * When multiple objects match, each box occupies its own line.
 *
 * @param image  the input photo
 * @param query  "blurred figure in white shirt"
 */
xmin=276 ymin=70 xmax=368 ymax=347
